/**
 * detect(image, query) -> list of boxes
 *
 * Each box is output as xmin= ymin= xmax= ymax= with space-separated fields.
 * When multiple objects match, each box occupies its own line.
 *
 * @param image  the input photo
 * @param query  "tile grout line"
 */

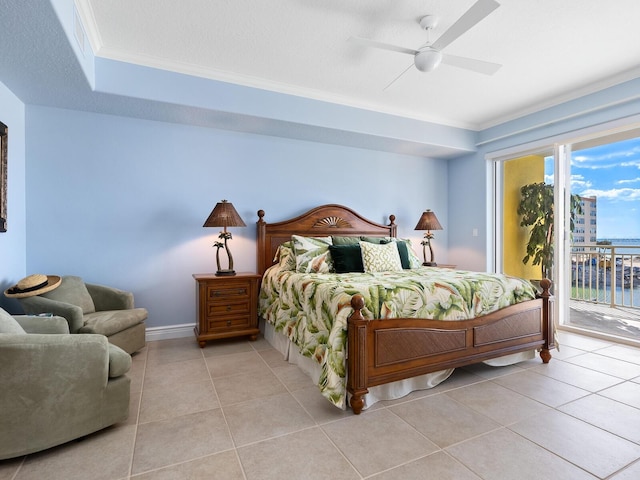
xmin=126 ymin=346 xmax=149 ymax=479
xmin=203 ymin=343 xmax=250 ymax=480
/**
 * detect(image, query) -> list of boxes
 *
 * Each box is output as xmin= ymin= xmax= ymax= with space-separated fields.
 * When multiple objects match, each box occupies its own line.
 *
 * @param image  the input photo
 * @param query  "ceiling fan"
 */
xmin=351 ymin=0 xmax=502 ymax=84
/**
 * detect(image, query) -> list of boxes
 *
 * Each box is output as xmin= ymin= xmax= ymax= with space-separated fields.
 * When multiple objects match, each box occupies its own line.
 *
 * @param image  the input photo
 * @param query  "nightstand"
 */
xmin=193 ymin=273 xmax=261 ymax=347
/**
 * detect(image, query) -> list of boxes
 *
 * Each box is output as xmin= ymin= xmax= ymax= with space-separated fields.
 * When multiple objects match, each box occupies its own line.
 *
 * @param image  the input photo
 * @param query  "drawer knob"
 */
xmin=226 ymin=320 xmax=232 ymax=326
xmin=226 ymin=305 xmax=232 ymax=312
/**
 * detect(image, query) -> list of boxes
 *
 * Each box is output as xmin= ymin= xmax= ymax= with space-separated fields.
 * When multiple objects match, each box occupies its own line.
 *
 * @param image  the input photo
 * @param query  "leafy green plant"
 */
xmin=517 ymin=182 xmax=582 ymax=280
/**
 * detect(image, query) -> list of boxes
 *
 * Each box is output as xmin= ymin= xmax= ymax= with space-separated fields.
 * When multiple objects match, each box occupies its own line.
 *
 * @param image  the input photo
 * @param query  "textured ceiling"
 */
xmin=77 ymin=0 xmax=640 ymax=129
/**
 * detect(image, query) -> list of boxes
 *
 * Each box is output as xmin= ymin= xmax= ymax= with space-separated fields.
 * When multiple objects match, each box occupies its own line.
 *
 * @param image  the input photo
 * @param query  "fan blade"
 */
xmin=349 ymin=36 xmax=417 ymax=56
xmin=431 ymin=0 xmax=499 ymax=51
xmin=383 ymin=62 xmax=415 ymax=91
xmin=442 ymin=54 xmax=501 ymax=75
xmin=442 ymin=55 xmax=502 ymax=75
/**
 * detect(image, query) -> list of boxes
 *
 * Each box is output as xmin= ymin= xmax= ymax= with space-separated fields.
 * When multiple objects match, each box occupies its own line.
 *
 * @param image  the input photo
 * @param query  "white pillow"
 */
xmin=360 ymin=241 xmax=403 ymax=273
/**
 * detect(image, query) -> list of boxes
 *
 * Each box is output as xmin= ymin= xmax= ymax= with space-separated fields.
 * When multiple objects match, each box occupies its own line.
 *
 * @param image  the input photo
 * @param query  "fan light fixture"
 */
xmin=414 ymin=48 xmax=443 ymax=72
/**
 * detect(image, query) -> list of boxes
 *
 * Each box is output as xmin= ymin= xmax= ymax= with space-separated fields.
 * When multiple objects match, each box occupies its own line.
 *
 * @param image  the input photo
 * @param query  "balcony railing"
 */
xmin=570 ymin=244 xmax=640 ymax=309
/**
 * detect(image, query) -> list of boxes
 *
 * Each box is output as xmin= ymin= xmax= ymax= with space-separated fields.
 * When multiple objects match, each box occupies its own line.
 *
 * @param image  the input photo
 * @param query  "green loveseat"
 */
xmin=0 ymin=307 xmax=131 ymax=460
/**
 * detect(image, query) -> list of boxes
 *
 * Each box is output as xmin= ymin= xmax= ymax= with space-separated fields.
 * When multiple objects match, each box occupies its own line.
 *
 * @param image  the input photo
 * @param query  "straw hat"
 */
xmin=4 ymin=274 xmax=62 ymax=298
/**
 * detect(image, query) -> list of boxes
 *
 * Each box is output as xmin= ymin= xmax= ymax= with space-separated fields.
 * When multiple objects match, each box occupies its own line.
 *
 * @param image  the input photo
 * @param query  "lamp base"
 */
xmin=215 ymin=269 xmax=236 ymax=276
xmin=422 ymin=262 xmax=438 ymax=267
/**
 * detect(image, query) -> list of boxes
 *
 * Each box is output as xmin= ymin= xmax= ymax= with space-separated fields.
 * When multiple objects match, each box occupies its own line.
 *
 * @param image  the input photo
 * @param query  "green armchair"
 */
xmin=18 ymin=275 xmax=147 ymax=354
xmin=0 ymin=307 xmax=131 ymax=460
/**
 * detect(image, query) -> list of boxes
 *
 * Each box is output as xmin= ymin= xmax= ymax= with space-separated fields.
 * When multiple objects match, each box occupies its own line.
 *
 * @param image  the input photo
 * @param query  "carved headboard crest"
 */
xmin=312 ymin=216 xmax=352 ymax=229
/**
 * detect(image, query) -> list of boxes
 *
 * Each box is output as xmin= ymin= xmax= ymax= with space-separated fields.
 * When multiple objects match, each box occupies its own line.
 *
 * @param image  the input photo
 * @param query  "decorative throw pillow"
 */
xmin=394 ymin=239 xmax=411 ymax=269
xmin=360 ymin=241 xmax=403 ymax=273
xmin=329 ymin=244 xmax=364 ymax=273
xmin=274 ymin=241 xmax=296 ymax=271
xmin=332 ymin=236 xmax=392 ymax=245
xmin=360 ymin=236 xmax=392 ymax=244
xmin=392 ymin=239 xmax=423 ymax=269
xmin=404 ymin=239 xmax=423 ymax=268
xmin=331 ymin=236 xmax=361 ymax=246
xmin=292 ymin=235 xmax=333 ymax=273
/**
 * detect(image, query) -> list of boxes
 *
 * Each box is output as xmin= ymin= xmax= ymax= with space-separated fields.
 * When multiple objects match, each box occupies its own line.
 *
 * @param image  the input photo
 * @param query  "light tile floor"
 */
xmin=2 ymin=330 xmax=640 ymax=480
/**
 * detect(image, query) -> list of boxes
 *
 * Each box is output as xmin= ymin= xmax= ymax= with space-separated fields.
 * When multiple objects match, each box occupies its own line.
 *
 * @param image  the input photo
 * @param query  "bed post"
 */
xmin=538 ymin=278 xmax=554 ymax=363
xmin=347 ymin=294 xmax=368 ymax=415
xmin=388 ymin=214 xmax=397 ymax=237
xmin=256 ymin=209 xmax=266 ymax=276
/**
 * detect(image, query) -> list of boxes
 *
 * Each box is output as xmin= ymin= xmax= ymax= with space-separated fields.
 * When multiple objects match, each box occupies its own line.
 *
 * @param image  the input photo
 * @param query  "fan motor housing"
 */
xmin=415 ymin=48 xmax=443 ymax=72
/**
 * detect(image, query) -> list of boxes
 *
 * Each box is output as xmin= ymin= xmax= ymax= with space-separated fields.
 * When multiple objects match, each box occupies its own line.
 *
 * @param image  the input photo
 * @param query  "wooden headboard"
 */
xmin=256 ymin=204 xmax=397 ymax=276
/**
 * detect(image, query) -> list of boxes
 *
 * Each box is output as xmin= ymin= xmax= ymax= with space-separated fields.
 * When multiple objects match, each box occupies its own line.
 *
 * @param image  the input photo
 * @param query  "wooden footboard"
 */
xmin=347 ymin=278 xmax=554 ymax=414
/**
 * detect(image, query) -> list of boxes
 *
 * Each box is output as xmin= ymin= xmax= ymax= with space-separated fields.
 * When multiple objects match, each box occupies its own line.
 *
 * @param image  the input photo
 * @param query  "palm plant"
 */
xmin=517 ymin=182 xmax=582 ymax=280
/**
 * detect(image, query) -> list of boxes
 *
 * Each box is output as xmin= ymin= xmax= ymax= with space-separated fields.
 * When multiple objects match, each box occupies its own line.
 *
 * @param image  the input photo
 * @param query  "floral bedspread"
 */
xmin=258 ymin=265 xmax=537 ymax=409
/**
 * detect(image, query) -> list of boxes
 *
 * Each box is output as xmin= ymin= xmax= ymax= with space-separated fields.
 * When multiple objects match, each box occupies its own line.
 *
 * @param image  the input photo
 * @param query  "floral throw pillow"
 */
xmin=273 ymin=241 xmax=296 ymax=271
xmin=360 ymin=241 xmax=403 ymax=273
xmin=292 ymin=235 xmax=333 ymax=273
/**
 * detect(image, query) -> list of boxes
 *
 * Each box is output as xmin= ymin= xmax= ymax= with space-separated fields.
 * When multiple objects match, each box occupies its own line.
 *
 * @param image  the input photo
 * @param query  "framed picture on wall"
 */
xmin=1 ymin=120 xmax=7 ymax=232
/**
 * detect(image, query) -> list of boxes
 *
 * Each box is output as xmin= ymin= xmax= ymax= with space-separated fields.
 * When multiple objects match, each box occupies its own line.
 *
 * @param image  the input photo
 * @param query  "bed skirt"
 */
xmin=261 ymin=319 xmax=453 ymax=410
xmin=261 ymin=319 xmax=535 ymax=410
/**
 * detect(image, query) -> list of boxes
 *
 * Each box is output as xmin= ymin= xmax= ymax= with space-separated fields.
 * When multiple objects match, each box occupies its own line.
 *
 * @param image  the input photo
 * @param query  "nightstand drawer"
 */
xmin=207 ymin=285 xmax=250 ymax=302
xmin=208 ymin=315 xmax=251 ymax=330
xmin=207 ymin=300 xmax=250 ymax=316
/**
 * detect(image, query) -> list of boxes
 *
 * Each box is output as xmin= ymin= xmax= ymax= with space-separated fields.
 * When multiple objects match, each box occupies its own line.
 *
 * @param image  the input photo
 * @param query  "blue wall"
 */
xmin=0 ymin=81 xmax=27 ymax=313
xmin=24 ymin=105 xmax=448 ymax=329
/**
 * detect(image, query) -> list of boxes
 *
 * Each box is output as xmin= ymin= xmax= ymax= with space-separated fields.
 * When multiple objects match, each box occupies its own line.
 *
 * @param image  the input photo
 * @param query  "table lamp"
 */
xmin=414 ymin=209 xmax=443 ymax=266
xmin=203 ymin=200 xmax=246 ymax=276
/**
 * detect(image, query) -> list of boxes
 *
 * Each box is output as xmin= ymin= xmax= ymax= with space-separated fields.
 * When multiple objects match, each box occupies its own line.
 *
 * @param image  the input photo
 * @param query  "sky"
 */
xmin=545 ymin=136 xmax=640 ymax=239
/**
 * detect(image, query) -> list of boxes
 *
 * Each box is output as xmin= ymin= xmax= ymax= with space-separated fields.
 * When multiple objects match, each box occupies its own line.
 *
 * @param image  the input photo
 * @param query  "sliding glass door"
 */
xmin=493 ymin=127 xmax=640 ymax=344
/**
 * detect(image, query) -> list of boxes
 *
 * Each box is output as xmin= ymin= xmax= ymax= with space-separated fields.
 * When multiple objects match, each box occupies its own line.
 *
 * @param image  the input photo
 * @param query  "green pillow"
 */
xmin=331 ymin=236 xmax=361 ymax=246
xmin=329 ymin=244 xmax=364 ymax=273
xmin=397 ymin=239 xmax=422 ymax=268
xmin=395 ymin=240 xmax=411 ymax=269
xmin=360 ymin=236 xmax=391 ymax=244
xmin=330 ymin=236 xmax=418 ymax=270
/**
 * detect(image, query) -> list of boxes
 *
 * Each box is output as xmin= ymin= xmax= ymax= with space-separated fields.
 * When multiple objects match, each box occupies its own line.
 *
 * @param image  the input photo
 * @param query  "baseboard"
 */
xmin=145 ymin=323 xmax=195 ymax=342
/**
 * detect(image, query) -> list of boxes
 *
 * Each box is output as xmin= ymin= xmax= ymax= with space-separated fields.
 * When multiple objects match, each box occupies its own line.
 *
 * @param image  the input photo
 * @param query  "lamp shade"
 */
xmin=414 ymin=209 xmax=443 ymax=231
xmin=203 ymin=200 xmax=246 ymax=228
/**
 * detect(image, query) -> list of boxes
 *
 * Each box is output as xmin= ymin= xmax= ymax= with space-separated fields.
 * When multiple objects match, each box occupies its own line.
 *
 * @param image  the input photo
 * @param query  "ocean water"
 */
xmin=597 ymin=238 xmax=640 ymax=255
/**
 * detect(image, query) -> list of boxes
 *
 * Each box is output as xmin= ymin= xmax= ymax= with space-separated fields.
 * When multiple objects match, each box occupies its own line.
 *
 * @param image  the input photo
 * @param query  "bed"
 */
xmin=257 ymin=204 xmax=554 ymax=414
